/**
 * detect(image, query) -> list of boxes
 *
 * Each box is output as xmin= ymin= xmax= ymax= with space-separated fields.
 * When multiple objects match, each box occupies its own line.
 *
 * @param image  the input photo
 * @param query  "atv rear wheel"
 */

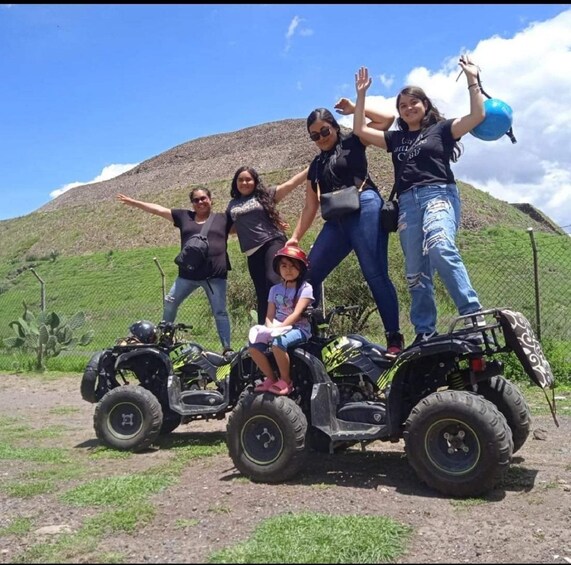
xmin=404 ymin=390 xmax=513 ymax=497
xmin=226 ymin=392 xmax=307 ymax=483
xmin=94 ymin=385 xmax=162 ymax=451
xmin=477 ymin=376 xmax=531 ymax=454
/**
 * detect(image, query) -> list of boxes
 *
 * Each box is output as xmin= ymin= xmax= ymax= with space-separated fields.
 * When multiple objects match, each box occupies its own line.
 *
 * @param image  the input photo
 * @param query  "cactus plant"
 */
xmin=3 ymin=301 xmax=94 ymax=371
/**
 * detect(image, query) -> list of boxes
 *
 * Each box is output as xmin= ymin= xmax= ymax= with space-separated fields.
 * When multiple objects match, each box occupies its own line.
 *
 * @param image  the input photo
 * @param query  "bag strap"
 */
xmin=197 ymin=213 xmax=215 ymax=236
xmin=316 ymin=175 xmax=368 ymax=202
xmin=388 ymin=134 xmax=425 ymax=201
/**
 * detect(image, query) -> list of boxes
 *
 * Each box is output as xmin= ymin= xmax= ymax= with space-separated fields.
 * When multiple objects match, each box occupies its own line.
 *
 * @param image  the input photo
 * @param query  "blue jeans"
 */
xmin=163 ymin=277 xmax=231 ymax=349
xmin=249 ymin=328 xmax=307 ymax=353
xmin=307 ymin=190 xmax=400 ymax=334
xmin=398 ymin=183 xmax=481 ymax=335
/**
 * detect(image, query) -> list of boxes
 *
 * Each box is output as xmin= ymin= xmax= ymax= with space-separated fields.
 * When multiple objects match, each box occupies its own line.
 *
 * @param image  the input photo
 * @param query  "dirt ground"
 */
xmin=0 ymin=372 xmax=570 ymax=564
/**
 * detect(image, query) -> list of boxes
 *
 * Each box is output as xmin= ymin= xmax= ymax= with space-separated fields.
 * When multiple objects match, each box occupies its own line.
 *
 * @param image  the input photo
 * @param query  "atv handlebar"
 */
xmin=304 ymin=305 xmax=360 ymax=332
xmin=157 ymin=321 xmax=193 ymax=332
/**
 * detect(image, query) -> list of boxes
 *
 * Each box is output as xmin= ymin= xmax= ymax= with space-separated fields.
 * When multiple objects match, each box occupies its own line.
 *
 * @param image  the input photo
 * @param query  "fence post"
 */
xmin=526 ymin=228 xmax=541 ymax=340
xmin=29 ymin=268 xmax=45 ymax=312
xmin=153 ymin=257 xmax=166 ymax=300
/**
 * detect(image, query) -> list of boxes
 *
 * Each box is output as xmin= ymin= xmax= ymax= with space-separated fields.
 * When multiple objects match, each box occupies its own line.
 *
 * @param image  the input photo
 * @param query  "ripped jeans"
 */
xmin=398 ymin=183 xmax=481 ymax=335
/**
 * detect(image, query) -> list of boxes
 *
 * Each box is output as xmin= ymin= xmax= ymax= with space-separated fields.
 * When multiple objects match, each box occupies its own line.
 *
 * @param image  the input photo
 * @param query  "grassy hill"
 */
xmin=0 ymin=119 xmax=563 ymax=265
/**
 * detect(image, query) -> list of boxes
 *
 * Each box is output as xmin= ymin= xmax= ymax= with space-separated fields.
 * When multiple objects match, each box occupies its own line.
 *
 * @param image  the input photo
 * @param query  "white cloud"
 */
xmin=341 ymin=9 xmax=571 ymax=232
xmin=377 ymin=73 xmax=395 ymax=90
xmin=49 ymin=163 xmax=138 ymax=199
xmin=284 ymin=15 xmax=313 ymax=53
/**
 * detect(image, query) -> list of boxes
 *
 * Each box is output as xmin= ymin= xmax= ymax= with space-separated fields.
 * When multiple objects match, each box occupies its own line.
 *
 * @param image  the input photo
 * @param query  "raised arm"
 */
xmin=335 ymin=96 xmax=395 ymax=132
xmin=352 ymin=67 xmax=389 ymax=150
xmin=274 ymin=166 xmax=309 ymax=203
xmin=116 ymin=193 xmax=173 ymax=222
xmin=285 ymin=180 xmax=319 ymax=247
xmin=450 ymin=55 xmax=486 ymax=139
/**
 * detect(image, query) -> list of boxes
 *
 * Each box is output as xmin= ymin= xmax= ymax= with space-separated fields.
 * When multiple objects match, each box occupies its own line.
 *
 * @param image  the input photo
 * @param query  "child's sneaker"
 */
xmin=269 ymin=379 xmax=293 ymax=396
xmin=254 ymin=378 xmax=276 ymax=393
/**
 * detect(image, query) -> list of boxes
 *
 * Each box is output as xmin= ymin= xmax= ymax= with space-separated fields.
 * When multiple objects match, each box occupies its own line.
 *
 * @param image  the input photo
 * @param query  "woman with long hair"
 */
xmin=351 ymin=56 xmax=486 ymax=345
xmin=227 ymin=166 xmax=308 ymax=324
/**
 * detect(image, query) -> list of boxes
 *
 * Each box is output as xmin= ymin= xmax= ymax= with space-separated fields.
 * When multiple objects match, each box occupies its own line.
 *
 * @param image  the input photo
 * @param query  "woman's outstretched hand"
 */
xmin=117 ymin=193 xmax=134 ymax=205
xmin=355 ymin=66 xmax=372 ymax=96
xmin=334 ymin=97 xmax=355 ymax=115
xmin=458 ymin=54 xmax=480 ymax=82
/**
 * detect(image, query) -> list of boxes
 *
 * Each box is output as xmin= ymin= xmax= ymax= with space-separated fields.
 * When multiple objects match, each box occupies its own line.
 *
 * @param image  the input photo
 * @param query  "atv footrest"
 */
xmin=168 ymin=374 xmax=229 ymax=417
xmin=329 ymin=421 xmax=389 ymax=443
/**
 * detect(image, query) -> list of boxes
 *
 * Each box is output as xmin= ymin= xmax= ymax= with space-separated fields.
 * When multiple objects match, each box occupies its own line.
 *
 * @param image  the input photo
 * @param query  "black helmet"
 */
xmin=129 ymin=320 xmax=157 ymax=344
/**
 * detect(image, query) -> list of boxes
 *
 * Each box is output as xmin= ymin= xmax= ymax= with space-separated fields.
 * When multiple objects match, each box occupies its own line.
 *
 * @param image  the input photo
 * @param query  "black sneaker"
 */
xmin=463 ymin=313 xmax=486 ymax=345
xmin=385 ymin=332 xmax=404 ymax=356
xmin=411 ymin=331 xmax=439 ymax=346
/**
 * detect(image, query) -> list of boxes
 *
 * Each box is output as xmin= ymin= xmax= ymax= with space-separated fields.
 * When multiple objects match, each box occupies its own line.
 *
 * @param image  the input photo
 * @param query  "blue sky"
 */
xmin=1 ymin=4 xmax=570 ymax=233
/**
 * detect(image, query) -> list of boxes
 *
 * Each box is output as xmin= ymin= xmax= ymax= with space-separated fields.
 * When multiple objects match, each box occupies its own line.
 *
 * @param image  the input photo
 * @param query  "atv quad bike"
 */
xmin=81 ymin=321 xmax=257 ymax=452
xmin=226 ymin=308 xmax=557 ymax=497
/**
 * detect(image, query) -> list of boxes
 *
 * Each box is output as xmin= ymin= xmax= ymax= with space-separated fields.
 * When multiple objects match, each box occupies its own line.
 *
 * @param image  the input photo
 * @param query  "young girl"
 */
xmin=248 ymin=246 xmax=314 ymax=396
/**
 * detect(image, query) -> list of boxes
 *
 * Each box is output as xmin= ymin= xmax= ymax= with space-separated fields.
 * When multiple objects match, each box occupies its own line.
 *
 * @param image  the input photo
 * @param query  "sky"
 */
xmin=1 ymin=4 xmax=570 ymax=234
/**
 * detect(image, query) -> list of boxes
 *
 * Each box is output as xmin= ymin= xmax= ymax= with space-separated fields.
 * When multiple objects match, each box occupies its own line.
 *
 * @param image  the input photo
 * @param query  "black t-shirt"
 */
xmin=225 ymin=187 xmax=285 ymax=253
xmin=385 ymin=119 xmax=457 ymax=195
xmin=308 ymin=132 xmax=377 ymax=194
xmin=171 ymin=210 xmax=231 ymax=280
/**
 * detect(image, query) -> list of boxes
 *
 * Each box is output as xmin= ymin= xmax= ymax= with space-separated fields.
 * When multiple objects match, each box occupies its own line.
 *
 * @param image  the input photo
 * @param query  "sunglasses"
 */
xmin=191 ymin=196 xmax=209 ymax=204
xmin=309 ymin=126 xmax=332 ymax=142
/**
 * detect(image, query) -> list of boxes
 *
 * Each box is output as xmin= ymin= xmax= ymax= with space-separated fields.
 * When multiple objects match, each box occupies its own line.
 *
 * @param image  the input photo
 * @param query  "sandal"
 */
xmin=254 ymin=378 xmax=276 ymax=393
xmin=269 ymin=378 xmax=293 ymax=396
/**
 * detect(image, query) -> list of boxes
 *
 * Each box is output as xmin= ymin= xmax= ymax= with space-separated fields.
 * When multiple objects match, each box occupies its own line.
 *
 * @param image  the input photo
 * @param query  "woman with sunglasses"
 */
xmin=226 ymin=166 xmax=309 ymax=325
xmin=117 ymin=188 xmax=233 ymax=355
xmin=285 ymin=107 xmax=404 ymax=355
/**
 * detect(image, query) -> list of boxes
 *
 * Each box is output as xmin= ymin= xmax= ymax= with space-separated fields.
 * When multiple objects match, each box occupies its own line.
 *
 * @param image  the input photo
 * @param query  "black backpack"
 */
xmin=174 ymin=214 xmax=214 ymax=273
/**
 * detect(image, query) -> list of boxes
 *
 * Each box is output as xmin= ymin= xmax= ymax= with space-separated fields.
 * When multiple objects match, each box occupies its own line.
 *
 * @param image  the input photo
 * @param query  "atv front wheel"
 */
xmin=226 ymin=393 xmax=307 ymax=483
xmin=94 ymin=385 xmax=162 ymax=451
xmin=477 ymin=376 xmax=531 ymax=454
xmin=404 ymin=390 xmax=513 ymax=497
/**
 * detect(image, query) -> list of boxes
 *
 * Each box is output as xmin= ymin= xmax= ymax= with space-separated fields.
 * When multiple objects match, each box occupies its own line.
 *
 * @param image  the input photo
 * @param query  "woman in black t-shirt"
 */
xmin=117 ymin=187 xmax=233 ymax=353
xmin=226 ymin=166 xmax=308 ymax=324
xmin=286 ymin=108 xmax=403 ymax=355
xmin=352 ymin=58 xmax=486 ymax=346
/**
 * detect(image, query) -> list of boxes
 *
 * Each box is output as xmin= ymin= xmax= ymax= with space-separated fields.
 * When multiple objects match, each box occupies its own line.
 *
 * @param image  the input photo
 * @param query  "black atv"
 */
xmin=81 ymin=321 xmax=256 ymax=452
xmin=226 ymin=307 xmax=557 ymax=497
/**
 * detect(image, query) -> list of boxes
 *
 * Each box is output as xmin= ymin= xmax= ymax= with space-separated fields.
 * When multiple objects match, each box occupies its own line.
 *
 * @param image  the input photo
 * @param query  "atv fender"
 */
xmin=498 ymin=309 xmax=554 ymax=389
xmin=290 ymin=348 xmax=332 ymax=385
xmin=114 ymin=347 xmax=173 ymax=373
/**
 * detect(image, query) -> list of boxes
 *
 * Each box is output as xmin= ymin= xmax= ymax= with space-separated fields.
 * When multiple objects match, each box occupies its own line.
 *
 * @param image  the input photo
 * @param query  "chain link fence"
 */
xmin=1 ymin=229 xmax=570 ymax=363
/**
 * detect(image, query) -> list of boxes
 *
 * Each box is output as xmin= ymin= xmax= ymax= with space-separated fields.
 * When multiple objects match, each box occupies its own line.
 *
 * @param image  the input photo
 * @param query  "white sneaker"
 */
xmin=464 ymin=312 xmax=486 ymax=329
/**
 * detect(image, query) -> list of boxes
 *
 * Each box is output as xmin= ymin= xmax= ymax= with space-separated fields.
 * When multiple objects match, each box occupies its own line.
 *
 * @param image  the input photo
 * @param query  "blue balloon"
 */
xmin=470 ymin=98 xmax=513 ymax=141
